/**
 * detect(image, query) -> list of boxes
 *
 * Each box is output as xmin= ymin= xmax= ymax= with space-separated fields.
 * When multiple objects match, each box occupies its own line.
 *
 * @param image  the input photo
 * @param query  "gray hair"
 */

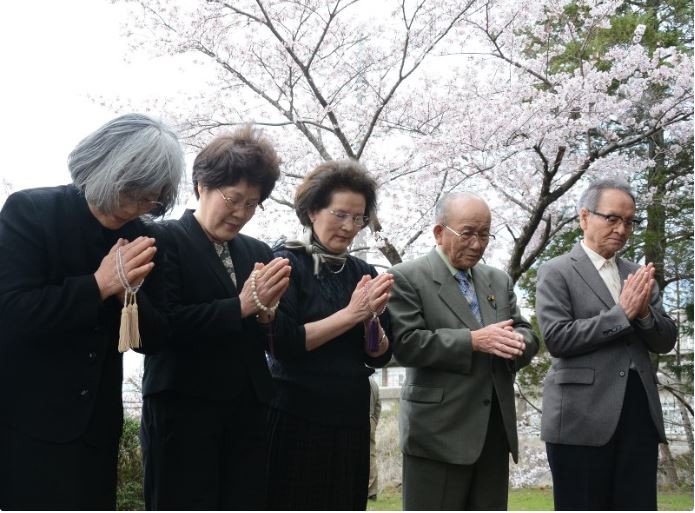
xmin=68 ymin=113 xmax=185 ymax=216
xmin=577 ymin=178 xmax=636 ymax=213
xmin=434 ymin=191 xmax=485 ymax=224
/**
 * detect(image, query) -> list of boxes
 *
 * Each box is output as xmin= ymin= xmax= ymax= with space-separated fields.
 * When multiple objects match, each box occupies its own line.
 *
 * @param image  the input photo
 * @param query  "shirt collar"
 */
xmin=580 ymin=240 xmax=617 ymax=271
xmin=435 ymin=245 xmax=472 ymax=277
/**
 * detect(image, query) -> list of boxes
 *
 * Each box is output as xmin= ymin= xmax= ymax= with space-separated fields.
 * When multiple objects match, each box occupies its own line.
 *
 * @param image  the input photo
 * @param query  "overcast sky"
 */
xmin=1 ymin=2 xmax=123 ymax=189
xmin=0 ymin=1 xmax=201 ymax=192
xmin=0 ymin=1 xmax=180 ymax=377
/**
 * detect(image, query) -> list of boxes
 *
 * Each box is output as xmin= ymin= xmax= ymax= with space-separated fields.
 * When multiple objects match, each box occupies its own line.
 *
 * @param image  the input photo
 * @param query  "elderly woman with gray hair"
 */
xmin=0 ymin=113 xmax=184 ymax=510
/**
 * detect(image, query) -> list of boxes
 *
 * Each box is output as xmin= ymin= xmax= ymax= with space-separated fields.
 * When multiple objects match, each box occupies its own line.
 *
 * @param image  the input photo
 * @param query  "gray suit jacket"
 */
xmin=536 ymin=243 xmax=677 ymax=446
xmin=389 ymin=248 xmax=538 ymax=465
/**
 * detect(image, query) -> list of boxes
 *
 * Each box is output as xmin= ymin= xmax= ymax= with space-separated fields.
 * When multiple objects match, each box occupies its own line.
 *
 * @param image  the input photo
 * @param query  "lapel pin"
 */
xmin=487 ymin=295 xmax=497 ymax=309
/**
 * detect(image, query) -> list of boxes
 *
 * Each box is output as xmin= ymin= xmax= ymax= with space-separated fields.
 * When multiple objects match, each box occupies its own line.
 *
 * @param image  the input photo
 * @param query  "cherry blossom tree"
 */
xmin=110 ymin=0 xmax=478 ymax=264
xmin=441 ymin=0 xmax=693 ymax=280
xmin=110 ymin=0 xmax=693 ymax=278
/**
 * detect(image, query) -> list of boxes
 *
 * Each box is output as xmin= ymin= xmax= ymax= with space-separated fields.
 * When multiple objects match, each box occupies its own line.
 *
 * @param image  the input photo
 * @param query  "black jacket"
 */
xmin=142 ymin=210 xmax=291 ymax=403
xmin=268 ymin=246 xmax=392 ymax=426
xmin=0 ymin=185 xmax=168 ymax=444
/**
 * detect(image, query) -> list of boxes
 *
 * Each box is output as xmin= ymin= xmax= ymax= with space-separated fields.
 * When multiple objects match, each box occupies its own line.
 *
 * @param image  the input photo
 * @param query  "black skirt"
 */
xmin=266 ymin=406 xmax=370 ymax=510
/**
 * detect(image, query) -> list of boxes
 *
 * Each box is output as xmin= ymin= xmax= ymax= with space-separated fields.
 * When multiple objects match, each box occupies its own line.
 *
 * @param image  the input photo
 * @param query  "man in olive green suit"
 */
xmin=389 ymin=192 xmax=538 ymax=510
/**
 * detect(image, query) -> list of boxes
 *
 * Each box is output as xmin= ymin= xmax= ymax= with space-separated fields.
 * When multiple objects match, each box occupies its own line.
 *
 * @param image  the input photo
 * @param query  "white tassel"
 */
xmin=116 ymin=250 xmax=144 ymax=353
xmin=118 ymin=301 xmax=131 ymax=353
xmin=129 ymin=301 xmax=141 ymax=349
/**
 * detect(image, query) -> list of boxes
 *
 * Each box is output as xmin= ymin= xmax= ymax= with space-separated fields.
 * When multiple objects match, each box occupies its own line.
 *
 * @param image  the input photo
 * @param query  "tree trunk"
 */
xmin=679 ymin=401 xmax=694 ymax=454
xmin=644 ymin=129 xmax=667 ymax=289
xmin=659 ymin=443 xmax=680 ymax=487
xmin=370 ymin=211 xmax=403 ymax=266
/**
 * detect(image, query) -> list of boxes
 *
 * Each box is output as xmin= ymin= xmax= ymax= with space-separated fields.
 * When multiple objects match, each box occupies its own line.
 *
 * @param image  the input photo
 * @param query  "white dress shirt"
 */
xmin=580 ymin=240 xmax=654 ymax=329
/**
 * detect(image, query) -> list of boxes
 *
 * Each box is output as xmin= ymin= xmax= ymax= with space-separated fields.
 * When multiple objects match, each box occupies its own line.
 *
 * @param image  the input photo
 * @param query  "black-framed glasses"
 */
xmin=588 ymin=210 xmax=643 ymax=229
xmin=217 ymin=188 xmax=264 ymax=212
xmin=442 ymin=224 xmax=495 ymax=243
xmin=327 ymin=209 xmax=369 ymax=227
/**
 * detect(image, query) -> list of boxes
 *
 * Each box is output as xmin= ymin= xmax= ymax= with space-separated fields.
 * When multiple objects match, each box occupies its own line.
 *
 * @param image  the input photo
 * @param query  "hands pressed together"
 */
xmin=619 ymin=263 xmax=654 ymax=321
xmin=344 ymin=273 xmax=394 ymax=357
xmin=347 ymin=273 xmax=394 ymax=322
xmin=94 ymin=237 xmax=158 ymax=301
xmin=471 ymin=319 xmax=526 ymax=360
xmin=239 ymin=257 xmax=292 ymax=322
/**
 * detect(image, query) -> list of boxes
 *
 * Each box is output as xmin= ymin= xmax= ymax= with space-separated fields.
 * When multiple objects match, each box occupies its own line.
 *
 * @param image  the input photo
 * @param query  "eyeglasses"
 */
xmin=442 ymin=224 xmax=495 ymax=243
xmin=588 ymin=210 xmax=643 ymax=229
xmin=217 ymin=188 xmax=264 ymax=212
xmin=121 ymin=194 xmax=164 ymax=213
xmin=327 ymin=209 xmax=369 ymax=227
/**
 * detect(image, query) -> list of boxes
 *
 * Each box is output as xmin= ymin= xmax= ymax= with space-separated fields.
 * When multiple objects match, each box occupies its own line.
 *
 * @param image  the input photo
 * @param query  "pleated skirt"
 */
xmin=266 ymin=406 xmax=370 ymax=510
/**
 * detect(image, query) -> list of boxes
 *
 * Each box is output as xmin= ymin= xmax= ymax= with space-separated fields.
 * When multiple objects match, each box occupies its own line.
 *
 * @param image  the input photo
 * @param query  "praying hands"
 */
xmin=94 ymin=236 xmax=158 ymax=301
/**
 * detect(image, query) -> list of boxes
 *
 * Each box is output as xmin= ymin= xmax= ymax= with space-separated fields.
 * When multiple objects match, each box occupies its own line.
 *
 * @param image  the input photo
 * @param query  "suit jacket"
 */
xmin=0 ymin=185 xmax=168 ymax=444
xmin=389 ymin=248 xmax=538 ymax=465
xmin=536 ymin=243 xmax=677 ymax=446
xmin=143 ymin=209 xmax=274 ymax=403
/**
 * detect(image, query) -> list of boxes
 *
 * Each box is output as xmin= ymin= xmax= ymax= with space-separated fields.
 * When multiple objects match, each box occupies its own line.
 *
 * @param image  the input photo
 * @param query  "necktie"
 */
xmin=455 ymin=270 xmax=482 ymax=324
xmin=214 ymin=242 xmax=237 ymax=288
xmin=601 ymin=259 xmax=621 ymax=304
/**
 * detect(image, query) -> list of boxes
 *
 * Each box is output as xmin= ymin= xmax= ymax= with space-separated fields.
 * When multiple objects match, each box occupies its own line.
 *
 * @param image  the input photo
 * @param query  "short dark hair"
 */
xmin=192 ymin=125 xmax=281 ymax=201
xmin=294 ymin=160 xmax=377 ymax=227
xmin=578 ymin=178 xmax=636 ymax=213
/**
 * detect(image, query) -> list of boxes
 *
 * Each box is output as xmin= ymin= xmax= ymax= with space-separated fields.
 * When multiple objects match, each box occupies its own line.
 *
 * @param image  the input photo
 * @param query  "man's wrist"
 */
xmin=618 ymin=302 xmax=636 ymax=321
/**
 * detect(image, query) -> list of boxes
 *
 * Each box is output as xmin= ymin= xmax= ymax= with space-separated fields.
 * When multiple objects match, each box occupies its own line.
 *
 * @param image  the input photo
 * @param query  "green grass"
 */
xmin=658 ymin=489 xmax=695 ymax=511
xmin=367 ymin=489 xmax=402 ymax=511
xmin=368 ymin=486 xmax=694 ymax=511
xmin=509 ymin=487 xmax=554 ymax=510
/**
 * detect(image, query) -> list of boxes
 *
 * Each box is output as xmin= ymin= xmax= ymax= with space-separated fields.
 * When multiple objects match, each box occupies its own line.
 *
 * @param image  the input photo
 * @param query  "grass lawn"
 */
xmin=368 ymin=486 xmax=694 ymax=511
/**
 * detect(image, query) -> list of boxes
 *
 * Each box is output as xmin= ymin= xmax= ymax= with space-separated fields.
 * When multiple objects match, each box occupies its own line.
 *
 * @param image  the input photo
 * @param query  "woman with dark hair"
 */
xmin=141 ymin=126 xmax=292 ymax=510
xmin=0 ymin=113 xmax=185 ymax=510
xmin=266 ymin=159 xmax=394 ymax=510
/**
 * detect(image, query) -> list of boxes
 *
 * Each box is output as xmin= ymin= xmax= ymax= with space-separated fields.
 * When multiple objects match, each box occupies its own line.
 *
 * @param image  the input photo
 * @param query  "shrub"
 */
xmin=117 ymin=415 xmax=145 ymax=511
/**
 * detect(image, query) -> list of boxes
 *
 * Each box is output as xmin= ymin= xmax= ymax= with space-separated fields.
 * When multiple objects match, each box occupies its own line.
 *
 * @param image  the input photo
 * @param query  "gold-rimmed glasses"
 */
xmin=217 ymin=188 xmax=264 ymax=212
xmin=442 ymin=224 xmax=495 ymax=244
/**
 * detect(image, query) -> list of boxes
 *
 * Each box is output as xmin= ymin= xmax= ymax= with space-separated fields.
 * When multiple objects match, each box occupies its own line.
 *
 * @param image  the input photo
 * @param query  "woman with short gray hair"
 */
xmin=0 ymin=113 xmax=184 ymax=510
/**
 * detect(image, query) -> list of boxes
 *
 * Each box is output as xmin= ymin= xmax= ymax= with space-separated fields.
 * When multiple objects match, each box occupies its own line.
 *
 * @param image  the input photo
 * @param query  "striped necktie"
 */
xmin=455 ymin=270 xmax=482 ymax=324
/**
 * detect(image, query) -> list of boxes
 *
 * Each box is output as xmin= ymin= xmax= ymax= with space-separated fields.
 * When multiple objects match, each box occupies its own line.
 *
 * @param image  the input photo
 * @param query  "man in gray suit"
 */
xmin=389 ymin=192 xmax=539 ymax=510
xmin=536 ymin=178 xmax=677 ymax=510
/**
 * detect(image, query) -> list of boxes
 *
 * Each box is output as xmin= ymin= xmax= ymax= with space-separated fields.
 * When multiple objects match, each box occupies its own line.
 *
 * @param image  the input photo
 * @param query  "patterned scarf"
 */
xmin=283 ymin=227 xmax=349 ymax=276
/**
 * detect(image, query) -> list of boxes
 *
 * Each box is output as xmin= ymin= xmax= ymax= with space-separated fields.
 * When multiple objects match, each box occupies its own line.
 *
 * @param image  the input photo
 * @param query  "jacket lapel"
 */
xmin=427 ymin=249 xmax=482 ymax=329
xmin=68 ymin=186 xmax=96 ymax=273
xmin=180 ymin=210 xmax=237 ymax=296
xmin=570 ymin=243 xmax=614 ymax=308
xmin=616 ymin=257 xmax=631 ymax=289
xmin=471 ymin=269 xmax=495 ymax=325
